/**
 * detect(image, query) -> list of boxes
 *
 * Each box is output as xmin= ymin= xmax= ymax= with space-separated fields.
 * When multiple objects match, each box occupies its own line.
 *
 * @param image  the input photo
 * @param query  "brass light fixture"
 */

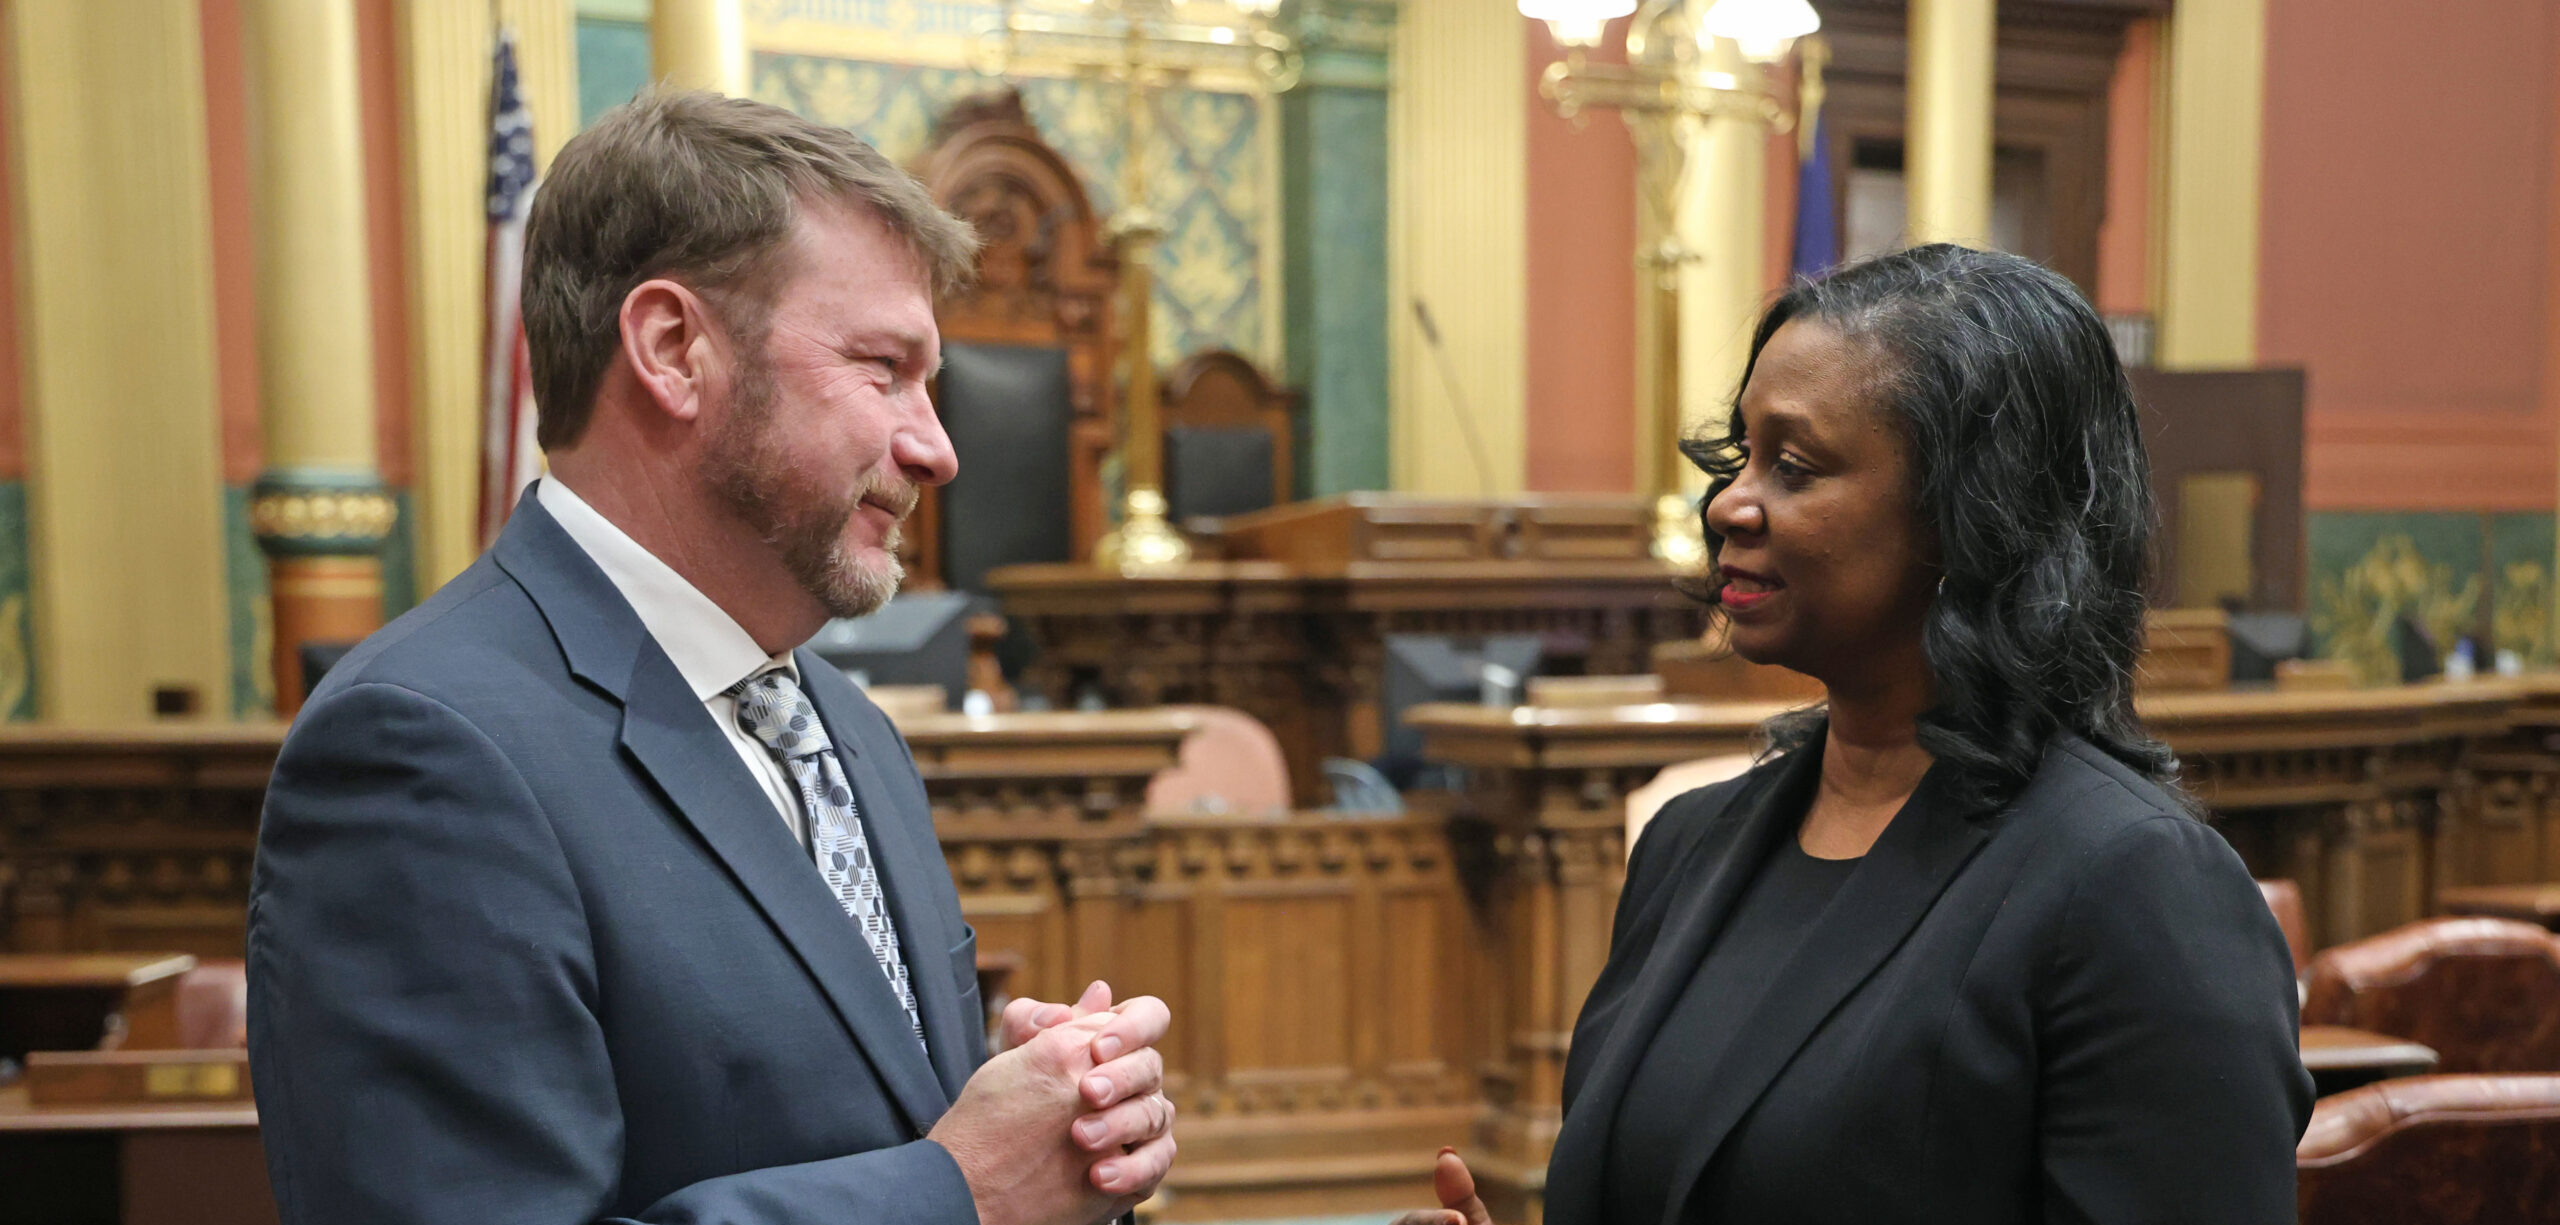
xmin=974 ymin=1 xmax=1301 ymax=575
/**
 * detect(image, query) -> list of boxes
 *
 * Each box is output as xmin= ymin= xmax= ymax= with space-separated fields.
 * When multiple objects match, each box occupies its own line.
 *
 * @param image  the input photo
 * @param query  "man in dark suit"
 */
xmin=247 ymin=90 xmax=1175 ymax=1225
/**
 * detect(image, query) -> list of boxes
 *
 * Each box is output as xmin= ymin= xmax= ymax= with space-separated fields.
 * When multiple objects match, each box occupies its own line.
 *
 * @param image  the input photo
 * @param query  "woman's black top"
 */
xmin=1603 ymin=839 xmax=1861 ymax=1225
xmin=1542 ymin=733 xmax=2312 ymax=1225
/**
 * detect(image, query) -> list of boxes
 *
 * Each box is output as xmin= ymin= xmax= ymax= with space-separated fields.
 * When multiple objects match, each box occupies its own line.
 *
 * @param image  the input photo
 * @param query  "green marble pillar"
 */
xmin=1282 ymin=0 xmax=1395 ymax=497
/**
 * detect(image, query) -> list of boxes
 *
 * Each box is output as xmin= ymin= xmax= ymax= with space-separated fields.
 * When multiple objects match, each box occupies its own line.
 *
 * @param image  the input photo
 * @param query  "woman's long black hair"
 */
xmin=1686 ymin=243 xmax=2189 ymax=816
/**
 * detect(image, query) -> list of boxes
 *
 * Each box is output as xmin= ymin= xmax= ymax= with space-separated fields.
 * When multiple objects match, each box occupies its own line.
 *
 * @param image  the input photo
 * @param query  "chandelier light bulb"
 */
xmin=1517 ymin=0 xmax=1635 ymax=50
xmin=1699 ymin=0 xmax=1821 ymax=63
xmin=1233 ymin=0 xmax=1283 ymax=15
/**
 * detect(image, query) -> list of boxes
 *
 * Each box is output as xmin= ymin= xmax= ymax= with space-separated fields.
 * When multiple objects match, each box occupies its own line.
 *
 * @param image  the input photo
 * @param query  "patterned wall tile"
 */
xmin=2490 ymin=511 xmax=2555 ymax=668
xmin=755 ymin=53 xmax=1270 ymax=367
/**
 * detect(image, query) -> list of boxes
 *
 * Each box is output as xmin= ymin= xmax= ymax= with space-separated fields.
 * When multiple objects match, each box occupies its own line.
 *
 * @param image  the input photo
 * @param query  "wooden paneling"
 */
xmin=13 ymin=679 xmax=2560 ymax=1219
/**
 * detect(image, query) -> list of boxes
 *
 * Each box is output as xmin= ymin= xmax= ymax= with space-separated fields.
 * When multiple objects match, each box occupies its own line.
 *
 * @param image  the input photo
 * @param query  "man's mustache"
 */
xmin=857 ymin=478 xmax=920 ymax=522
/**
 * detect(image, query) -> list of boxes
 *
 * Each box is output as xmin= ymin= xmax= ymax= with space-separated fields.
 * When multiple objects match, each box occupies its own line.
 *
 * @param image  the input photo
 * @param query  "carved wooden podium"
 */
xmin=987 ymin=495 xmax=1711 ymax=799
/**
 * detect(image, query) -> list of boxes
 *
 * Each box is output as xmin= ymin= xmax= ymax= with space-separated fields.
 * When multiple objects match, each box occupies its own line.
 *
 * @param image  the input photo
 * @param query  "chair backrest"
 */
xmin=1145 ymin=705 xmax=1292 ymax=817
xmin=174 ymin=958 xmax=247 ymax=1050
xmin=935 ymin=341 xmax=1077 ymax=591
xmin=911 ymin=90 xmax=1119 ymax=581
xmin=2304 ymin=917 xmax=2560 ymax=1072
xmin=1161 ymin=350 xmax=1297 ymax=525
xmin=2296 ymin=1073 xmax=2560 ymax=1225
xmin=2258 ymin=877 xmax=2312 ymax=977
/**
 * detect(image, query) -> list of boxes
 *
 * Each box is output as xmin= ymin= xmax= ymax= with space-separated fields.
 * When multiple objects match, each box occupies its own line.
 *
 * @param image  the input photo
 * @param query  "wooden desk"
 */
xmin=990 ymin=495 xmax=1708 ymax=798
xmin=2300 ymin=1025 xmax=2441 ymax=1096
xmin=0 ymin=954 xmax=196 ymax=1064
xmin=2437 ymin=883 xmax=2560 ymax=930
xmin=0 ymin=1083 xmax=274 ymax=1225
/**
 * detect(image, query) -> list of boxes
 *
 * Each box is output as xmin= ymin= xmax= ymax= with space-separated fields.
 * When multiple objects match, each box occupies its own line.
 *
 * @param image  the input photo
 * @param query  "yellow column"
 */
xmin=8 ymin=1 xmax=232 ymax=723
xmin=1389 ymin=0 xmax=1526 ymax=495
xmin=2155 ymin=0 xmax=2266 ymax=367
xmin=499 ymin=0 xmax=579 ymax=163
xmin=1905 ymin=0 xmax=1995 ymax=246
xmin=402 ymin=1 xmax=576 ymax=595
xmin=246 ymin=0 xmax=395 ymax=713
xmin=1675 ymin=40 xmax=1769 ymax=485
xmin=653 ymin=0 xmax=750 ymax=97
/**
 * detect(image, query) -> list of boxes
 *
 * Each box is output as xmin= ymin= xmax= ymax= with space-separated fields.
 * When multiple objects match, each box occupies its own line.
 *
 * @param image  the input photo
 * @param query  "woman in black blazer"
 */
xmin=1403 ymin=245 xmax=2312 ymax=1225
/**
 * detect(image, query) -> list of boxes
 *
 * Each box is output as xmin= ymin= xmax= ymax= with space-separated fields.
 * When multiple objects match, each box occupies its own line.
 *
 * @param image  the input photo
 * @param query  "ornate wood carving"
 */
xmin=912 ymin=90 xmax=1122 ymax=576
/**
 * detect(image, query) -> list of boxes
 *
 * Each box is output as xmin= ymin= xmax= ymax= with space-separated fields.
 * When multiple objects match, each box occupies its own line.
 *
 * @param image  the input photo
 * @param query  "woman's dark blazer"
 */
xmin=1544 ymin=732 xmax=2314 ymax=1225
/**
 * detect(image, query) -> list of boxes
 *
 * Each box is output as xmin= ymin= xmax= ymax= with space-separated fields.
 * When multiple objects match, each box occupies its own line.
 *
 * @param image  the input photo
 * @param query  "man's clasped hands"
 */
xmin=930 ymin=981 xmax=1178 ymax=1225
xmin=931 ymin=982 xmax=1498 ymax=1225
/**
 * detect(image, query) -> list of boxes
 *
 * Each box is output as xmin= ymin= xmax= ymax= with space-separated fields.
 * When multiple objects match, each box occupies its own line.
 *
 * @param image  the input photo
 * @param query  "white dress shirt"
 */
xmin=537 ymin=477 xmax=811 ymax=845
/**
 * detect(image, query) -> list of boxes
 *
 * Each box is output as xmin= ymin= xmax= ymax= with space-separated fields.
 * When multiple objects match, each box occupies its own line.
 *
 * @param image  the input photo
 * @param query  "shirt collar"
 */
xmin=535 ymin=477 xmax=797 ymax=701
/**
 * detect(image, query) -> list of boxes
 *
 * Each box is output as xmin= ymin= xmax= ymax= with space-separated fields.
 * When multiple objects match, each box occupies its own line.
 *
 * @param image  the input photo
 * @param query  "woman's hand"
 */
xmin=1392 ymin=1148 xmax=1494 ymax=1225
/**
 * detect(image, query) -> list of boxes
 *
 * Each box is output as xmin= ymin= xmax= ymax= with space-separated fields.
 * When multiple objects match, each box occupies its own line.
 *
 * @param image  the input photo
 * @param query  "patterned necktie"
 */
xmin=730 ymin=670 xmax=924 ymax=1043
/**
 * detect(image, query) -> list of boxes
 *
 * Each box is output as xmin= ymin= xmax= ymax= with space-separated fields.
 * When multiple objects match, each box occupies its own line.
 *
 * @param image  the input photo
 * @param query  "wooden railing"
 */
xmin=6 ymin=681 xmax=2560 ymax=1219
xmin=1402 ymin=675 xmax=2560 ymax=1217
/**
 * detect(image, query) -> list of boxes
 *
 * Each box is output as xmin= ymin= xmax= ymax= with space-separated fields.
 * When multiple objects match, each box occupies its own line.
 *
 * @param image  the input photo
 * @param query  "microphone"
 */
xmin=1410 ymin=298 xmax=1497 ymax=495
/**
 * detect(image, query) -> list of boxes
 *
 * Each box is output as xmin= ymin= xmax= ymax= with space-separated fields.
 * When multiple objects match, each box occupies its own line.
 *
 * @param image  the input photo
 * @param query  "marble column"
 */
xmin=1905 ymin=0 xmax=1995 ymax=246
xmin=653 ymin=0 xmax=749 ymax=96
xmin=246 ymin=0 xmax=395 ymax=713
xmin=1281 ymin=0 xmax=1396 ymax=497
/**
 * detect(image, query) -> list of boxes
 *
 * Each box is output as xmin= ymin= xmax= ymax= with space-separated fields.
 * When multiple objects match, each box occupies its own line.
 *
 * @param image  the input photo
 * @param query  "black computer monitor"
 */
xmin=803 ymin=591 xmax=981 ymax=708
xmin=1376 ymin=633 xmax=1544 ymax=789
xmin=2226 ymin=612 xmax=2309 ymax=684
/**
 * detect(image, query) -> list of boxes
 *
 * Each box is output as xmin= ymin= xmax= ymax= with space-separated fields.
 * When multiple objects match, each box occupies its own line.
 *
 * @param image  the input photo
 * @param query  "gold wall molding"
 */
xmin=2156 ymin=0 xmax=2265 ymax=367
xmin=1389 ymin=0 xmax=1525 ymax=495
xmin=7 ymin=1 xmax=232 ymax=722
xmin=247 ymin=489 xmax=401 ymax=546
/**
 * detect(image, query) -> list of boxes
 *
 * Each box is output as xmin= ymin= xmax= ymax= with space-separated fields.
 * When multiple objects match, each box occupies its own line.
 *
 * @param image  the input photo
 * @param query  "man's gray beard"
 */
xmin=701 ymin=356 xmax=907 ymax=621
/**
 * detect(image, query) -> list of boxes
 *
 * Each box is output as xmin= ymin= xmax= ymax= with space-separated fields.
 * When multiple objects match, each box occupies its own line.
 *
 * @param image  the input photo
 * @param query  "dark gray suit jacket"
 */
xmin=1546 ymin=733 xmax=2314 ymax=1225
xmin=247 ymin=494 xmax=988 ymax=1224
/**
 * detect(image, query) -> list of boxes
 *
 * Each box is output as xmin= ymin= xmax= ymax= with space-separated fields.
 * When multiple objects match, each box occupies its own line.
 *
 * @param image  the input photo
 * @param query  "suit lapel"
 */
xmin=799 ymin=654 xmax=981 ymax=1101
xmin=1651 ymin=764 xmax=1991 ymax=1225
xmin=617 ymin=640 xmax=950 ymax=1133
xmin=1539 ymin=749 xmax=1817 ymax=1225
xmin=499 ymin=486 xmax=958 ymax=1124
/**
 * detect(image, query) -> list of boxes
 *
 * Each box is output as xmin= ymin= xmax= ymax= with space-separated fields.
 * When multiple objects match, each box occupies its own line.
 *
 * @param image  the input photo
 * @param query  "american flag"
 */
xmin=479 ymin=28 xmax=541 ymax=548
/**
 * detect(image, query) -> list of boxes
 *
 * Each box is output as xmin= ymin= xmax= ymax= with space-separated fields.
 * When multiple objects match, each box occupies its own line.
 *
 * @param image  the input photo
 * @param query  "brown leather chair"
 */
xmin=2297 ymin=1074 xmax=2560 ymax=1225
xmin=2303 ymin=917 xmax=2560 ymax=1072
xmin=2257 ymin=877 xmax=2312 ymax=978
xmin=173 ymin=957 xmax=248 ymax=1049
